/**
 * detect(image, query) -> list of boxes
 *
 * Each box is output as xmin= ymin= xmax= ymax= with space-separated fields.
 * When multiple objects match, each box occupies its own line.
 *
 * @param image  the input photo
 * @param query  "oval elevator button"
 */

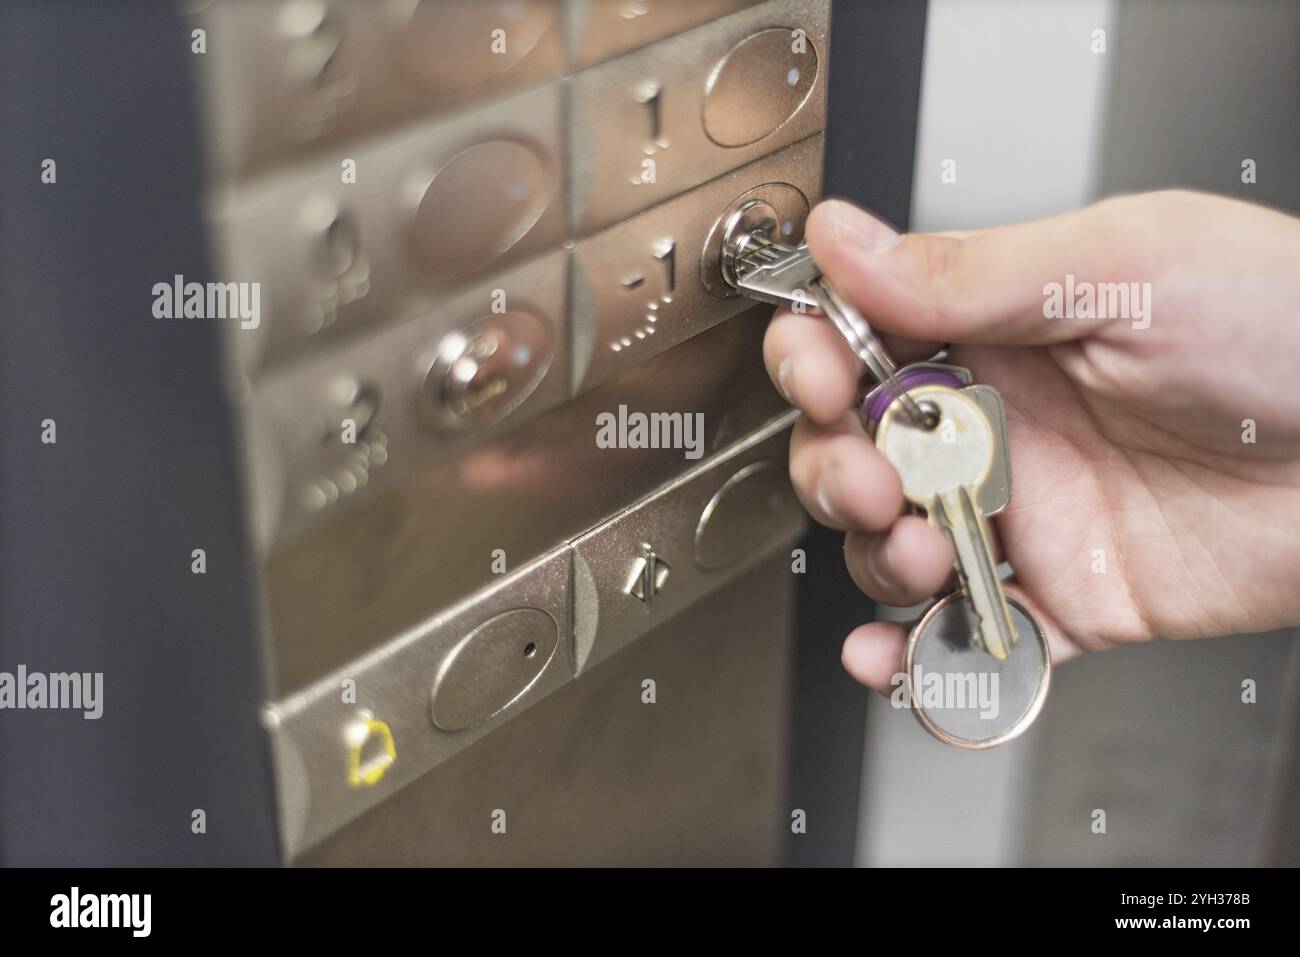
xmin=411 ymin=140 xmax=553 ymax=279
xmin=394 ymin=0 xmax=556 ymax=98
xmin=430 ymin=608 xmax=559 ymax=732
xmin=701 ymin=28 xmax=818 ymax=148
xmin=694 ymin=461 xmax=800 ymax=570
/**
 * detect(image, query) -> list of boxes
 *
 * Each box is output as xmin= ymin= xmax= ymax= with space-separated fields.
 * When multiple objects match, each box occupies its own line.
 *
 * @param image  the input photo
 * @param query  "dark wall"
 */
xmin=784 ymin=0 xmax=928 ymax=866
xmin=0 ymin=2 xmax=279 ymax=865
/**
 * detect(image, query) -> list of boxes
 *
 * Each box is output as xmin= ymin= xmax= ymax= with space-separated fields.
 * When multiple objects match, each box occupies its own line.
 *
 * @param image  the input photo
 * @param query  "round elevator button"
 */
xmin=702 ymin=28 xmax=818 ymax=148
xmin=694 ymin=461 xmax=800 ymax=570
xmin=411 ymin=139 xmax=553 ymax=278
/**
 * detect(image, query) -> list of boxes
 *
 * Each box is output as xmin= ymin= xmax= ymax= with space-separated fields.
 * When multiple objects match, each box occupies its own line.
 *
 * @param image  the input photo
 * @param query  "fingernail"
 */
xmin=776 ymin=356 xmax=798 ymax=405
xmin=825 ymin=200 xmax=904 ymax=255
xmin=815 ymin=466 xmax=845 ymax=525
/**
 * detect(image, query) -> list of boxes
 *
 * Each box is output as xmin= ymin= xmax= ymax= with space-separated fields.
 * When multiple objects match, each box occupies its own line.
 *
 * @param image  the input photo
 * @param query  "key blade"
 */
xmin=816 ymin=279 xmax=930 ymax=427
xmin=932 ymin=485 xmax=1018 ymax=660
xmin=733 ymin=242 xmax=822 ymax=310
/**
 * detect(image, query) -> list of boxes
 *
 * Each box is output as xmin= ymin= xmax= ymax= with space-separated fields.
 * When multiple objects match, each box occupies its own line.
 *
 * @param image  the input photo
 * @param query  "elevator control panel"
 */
xmin=195 ymin=0 xmax=830 ymax=859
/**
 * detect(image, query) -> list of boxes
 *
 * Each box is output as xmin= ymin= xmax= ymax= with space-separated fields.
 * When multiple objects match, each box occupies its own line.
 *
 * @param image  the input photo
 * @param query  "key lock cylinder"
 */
xmin=713 ymin=199 xmax=1050 ymax=749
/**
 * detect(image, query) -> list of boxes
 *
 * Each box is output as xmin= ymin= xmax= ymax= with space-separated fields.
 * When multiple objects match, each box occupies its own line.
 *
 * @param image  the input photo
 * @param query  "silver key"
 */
xmin=875 ymin=384 xmax=1018 ymax=660
xmin=716 ymin=212 xmax=930 ymax=428
xmin=815 ymin=278 xmax=929 ymax=427
xmin=904 ymin=589 xmax=1050 ymax=749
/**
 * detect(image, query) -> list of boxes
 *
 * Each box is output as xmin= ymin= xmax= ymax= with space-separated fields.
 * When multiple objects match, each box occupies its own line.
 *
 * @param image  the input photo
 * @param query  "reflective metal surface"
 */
xmin=430 ymin=608 xmax=561 ymax=732
xmin=566 ymin=0 xmax=759 ymax=69
xmin=195 ymin=0 xmax=566 ymax=178
xmin=572 ymin=134 xmax=820 ymax=394
xmin=417 ymin=310 xmax=556 ymax=434
xmin=694 ymin=460 xmax=797 ymax=569
xmin=266 ymin=412 xmax=801 ymax=855
xmin=410 ymin=139 xmax=555 ymax=279
xmin=198 ymin=0 xmax=832 ymax=861
xmin=212 ymin=81 xmax=565 ymax=377
xmin=298 ymin=552 xmax=795 ymax=866
xmin=264 ymin=544 xmax=574 ymax=856
xmin=569 ymin=0 xmax=827 ymax=233
xmin=703 ymin=27 xmax=819 ymax=147
xmin=572 ymin=414 xmax=802 ymax=672
xmin=703 ymin=183 xmax=813 ymax=298
xmin=243 ymin=249 xmax=568 ymax=551
xmin=265 ymin=313 xmax=789 ymax=693
xmin=905 ymin=592 xmax=1051 ymax=749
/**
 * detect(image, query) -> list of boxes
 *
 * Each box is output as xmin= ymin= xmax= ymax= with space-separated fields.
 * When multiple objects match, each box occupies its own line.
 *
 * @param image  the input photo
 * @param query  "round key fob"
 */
xmin=904 ymin=591 xmax=1051 ymax=749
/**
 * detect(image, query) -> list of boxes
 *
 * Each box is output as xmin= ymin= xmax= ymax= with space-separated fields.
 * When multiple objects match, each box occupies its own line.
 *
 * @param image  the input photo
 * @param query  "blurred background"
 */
xmin=861 ymin=0 xmax=1300 ymax=867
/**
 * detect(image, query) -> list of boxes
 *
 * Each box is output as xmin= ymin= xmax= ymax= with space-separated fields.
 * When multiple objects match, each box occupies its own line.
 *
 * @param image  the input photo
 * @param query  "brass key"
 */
xmin=875 ymin=384 xmax=1018 ymax=660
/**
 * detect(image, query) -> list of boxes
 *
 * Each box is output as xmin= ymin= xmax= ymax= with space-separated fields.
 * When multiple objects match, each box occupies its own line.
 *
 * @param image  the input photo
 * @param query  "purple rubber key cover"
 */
xmin=865 ymin=369 xmax=964 ymax=424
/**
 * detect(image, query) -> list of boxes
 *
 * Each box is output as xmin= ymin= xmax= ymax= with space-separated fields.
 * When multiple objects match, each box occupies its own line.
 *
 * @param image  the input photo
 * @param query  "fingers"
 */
xmin=842 ymin=620 xmax=908 ymax=694
xmin=843 ymin=517 xmax=954 ymax=607
xmin=764 ymin=307 xmax=945 ymax=427
xmin=842 ymin=511 xmax=1009 ymax=607
xmin=769 ymin=193 xmax=1159 ymax=419
xmin=788 ymin=418 xmax=975 ymax=600
xmin=787 ymin=414 xmax=902 ymax=531
xmin=804 ymin=195 xmax=1170 ymax=347
xmin=763 ymin=308 xmax=860 ymax=425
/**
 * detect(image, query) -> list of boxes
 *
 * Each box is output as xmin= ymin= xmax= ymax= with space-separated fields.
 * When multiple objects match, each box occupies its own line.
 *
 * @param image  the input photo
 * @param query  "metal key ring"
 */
xmin=903 ymin=590 xmax=1051 ymax=750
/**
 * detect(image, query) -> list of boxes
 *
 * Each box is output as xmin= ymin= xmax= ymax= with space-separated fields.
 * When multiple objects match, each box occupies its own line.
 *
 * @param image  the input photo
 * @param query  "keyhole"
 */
xmin=523 ymin=642 xmax=537 ymax=658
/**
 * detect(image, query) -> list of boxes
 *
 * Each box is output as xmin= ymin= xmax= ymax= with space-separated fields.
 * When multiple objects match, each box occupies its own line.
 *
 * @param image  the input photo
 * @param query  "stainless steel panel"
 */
xmin=242 ymin=250 xmax=568 ymax=551
xmin=695 ymin=460 xmax=796 ymax=568
xmin=264 ymin=311 xmax=788 ymax=693
xmin=429 ymin=608 xmax=561 ymax=732
xmin=213 ymin=81 xmax=565 ymax=378
xmin=571 ymin=133 xmax=821 ymax=394
xmin=702 ymin=28 xmax=819 ymax=147
xmin=201 ymin=0 xmax=837 ymax=865
xmin=572 ymin=414 xmax=802 ymax=673
xmin=568 ymin=0 xmax=828 ymax=234
xmin=266 ymin=414 xmax=801 ymax=856
xmin=195 ymin=0 xmax=566 ymax=180
xmin=297 ymin=552 xmax=795 ymax=865
xmin=565 ymin=0 xmax=759 ymax=69
xmin=265 ymin=544 xmax=574 ymax=858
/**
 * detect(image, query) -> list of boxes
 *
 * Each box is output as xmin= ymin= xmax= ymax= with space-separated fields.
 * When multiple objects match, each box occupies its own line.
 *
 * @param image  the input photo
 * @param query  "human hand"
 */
xmin=763 ymin=190 xmax=1300 ymax=692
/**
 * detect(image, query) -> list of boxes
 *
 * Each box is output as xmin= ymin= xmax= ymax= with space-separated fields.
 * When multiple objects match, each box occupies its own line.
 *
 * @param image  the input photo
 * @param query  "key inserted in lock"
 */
xmin=714 ymin=200 xmax=929 ymax=428
xmin=710 ymin=199 xmax=1050 ymax=739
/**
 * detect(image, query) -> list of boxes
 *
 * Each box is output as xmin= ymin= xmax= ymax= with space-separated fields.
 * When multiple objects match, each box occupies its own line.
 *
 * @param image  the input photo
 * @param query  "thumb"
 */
xmin=805 ymin=196 xmax=1157 ymax=346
